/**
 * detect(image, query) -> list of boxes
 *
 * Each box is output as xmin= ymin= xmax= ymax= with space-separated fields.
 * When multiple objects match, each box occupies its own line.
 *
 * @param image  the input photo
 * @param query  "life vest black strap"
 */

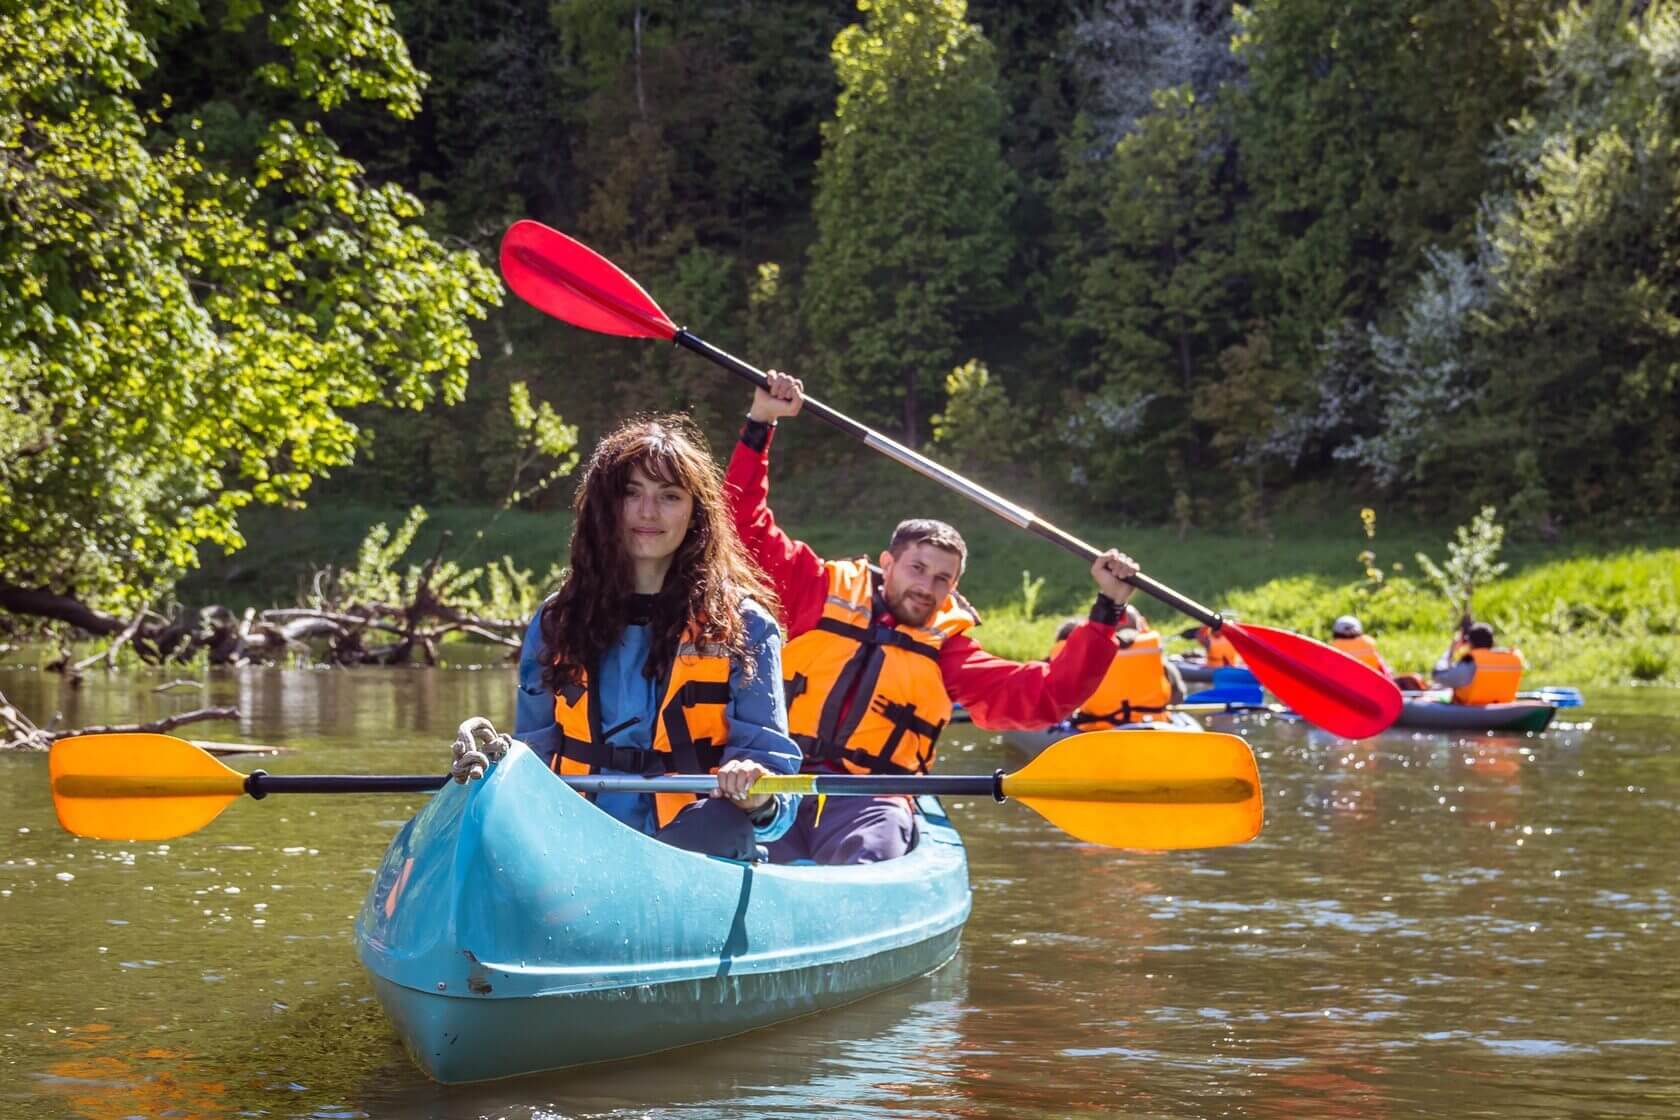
xmin=793 ymin=734 xmax=923 ymax=777
xmin=658 ymin=678 xmax=731 ymax=774
xmin=1075 ymin=700 xmax=1170 ymax=725
xmin=813 ymin=616 xmax=940 ymax=662
xmin=784 ymin=672 xmax=808 ymax=704
xmin=557 ymin=736 xmax=724 ymax=776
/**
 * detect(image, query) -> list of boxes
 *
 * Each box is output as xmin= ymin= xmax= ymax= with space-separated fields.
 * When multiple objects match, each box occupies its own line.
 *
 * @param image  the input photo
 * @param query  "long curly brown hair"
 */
xmin=540 ymin=413 xmax=777 ymax=692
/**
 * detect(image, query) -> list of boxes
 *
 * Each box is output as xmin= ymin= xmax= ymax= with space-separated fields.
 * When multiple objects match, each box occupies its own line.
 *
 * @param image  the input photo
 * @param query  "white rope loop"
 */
xmin=449 ymin=716 xmax=512 ymax=783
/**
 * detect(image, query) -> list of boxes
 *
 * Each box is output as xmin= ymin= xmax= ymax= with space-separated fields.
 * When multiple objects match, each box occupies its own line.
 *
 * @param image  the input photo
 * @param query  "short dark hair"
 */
xmin=1466 ymin=622 xmax=1495 ymax=649
xmin=1053 ymin=618 xmax=1079 ymax=642
xmin=888 ymin=518 xmax=967 ymax=577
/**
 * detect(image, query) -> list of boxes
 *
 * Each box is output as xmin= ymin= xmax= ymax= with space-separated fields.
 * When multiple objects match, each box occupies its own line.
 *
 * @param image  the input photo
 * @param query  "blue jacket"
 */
xmin=514 ymin=598 xmax=800 ymax=842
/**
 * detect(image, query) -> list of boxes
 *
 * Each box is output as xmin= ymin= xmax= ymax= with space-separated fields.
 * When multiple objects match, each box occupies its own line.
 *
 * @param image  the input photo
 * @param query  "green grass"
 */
xmin=179 ymin=457 xmax=1680 ymax=689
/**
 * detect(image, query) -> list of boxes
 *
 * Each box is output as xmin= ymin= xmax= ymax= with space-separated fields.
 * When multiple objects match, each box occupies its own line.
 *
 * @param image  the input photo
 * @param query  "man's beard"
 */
xmin=885 ymin=588 xmax=937 ymax=626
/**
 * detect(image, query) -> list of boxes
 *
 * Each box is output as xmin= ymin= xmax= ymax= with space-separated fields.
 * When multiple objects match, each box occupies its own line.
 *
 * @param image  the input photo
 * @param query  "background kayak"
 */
xmin=1396 ymin=697 xmax=1558 ymax=733
xmin=1001 ymin=711 xmax=1205 ymax=757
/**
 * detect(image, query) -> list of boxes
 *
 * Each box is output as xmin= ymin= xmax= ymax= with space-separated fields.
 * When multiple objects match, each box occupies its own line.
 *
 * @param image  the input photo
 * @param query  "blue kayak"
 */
xmin=355 ymin=740 xmax=972 ymax=1083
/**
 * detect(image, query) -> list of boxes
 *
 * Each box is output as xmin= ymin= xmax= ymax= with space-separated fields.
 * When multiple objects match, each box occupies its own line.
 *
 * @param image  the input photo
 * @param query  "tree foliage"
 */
xmin=0 ymin=0 xmax=499 ymax=610
xmin=6 ymin=0 xmax=1680 ymax=640
xmin=803 ymin=0 xmax=1015 ymax=442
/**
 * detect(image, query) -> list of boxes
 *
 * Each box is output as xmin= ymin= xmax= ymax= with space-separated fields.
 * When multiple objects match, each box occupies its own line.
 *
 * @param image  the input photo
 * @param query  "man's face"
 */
xmin=878 ymin=541 xmax=962 ymax=626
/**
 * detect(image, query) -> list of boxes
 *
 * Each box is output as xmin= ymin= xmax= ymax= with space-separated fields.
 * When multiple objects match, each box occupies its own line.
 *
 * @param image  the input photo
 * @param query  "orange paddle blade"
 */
xmin=1003 ymin=729 xmax=1263 ymax=849
xmin=50 ymin=733 xmax=247 ymax=840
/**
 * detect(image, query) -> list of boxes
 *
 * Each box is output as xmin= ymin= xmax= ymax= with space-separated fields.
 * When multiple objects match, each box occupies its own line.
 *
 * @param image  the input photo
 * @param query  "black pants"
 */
xmin=655 ymin=797 xmax=759 ymax=860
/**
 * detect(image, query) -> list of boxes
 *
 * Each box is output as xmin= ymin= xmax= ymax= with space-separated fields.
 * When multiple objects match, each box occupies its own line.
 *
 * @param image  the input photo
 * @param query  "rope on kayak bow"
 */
xmin=450 ymin=717 xmax=511 ymax=783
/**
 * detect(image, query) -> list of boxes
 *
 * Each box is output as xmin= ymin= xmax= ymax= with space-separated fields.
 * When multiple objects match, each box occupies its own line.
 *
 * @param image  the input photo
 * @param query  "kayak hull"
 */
xmin=366 ymin=924 xmax=963 ymax=1082
xmin=1396 ymin=698 xmax=1557 ymax=733
xmin=1002 ymin=710 xmax=1205 ymax=757
xmin=355 ymin=742 xmax=971 ymax=1083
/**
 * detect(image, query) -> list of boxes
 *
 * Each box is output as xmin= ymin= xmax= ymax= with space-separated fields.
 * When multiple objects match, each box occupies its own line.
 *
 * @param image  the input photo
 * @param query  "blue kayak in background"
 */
xmin=355 ymin=740 xmax=971 ymax=1083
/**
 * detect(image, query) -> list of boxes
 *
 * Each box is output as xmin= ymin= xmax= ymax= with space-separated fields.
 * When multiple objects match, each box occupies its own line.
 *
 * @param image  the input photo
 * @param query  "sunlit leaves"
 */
xmin=0 ymin=0 xmax=499 ymax=611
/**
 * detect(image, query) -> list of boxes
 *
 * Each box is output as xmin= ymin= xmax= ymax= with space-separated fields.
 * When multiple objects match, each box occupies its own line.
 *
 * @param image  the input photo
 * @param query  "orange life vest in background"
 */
xmin=1204 ymin=630 xmax=1242 ymax=668
xmin=1452 ymin=647 xmax=1525 ymax=706
xmin=1332 ymin=633 xmax=1385 ymax=674
xmin=782 ymin=557 xmax=978 ymax=776
xmin=1075 ymin=629 xmax=1174 ymax=726
xmin=552 ymin=632 xmax=732 ymax=827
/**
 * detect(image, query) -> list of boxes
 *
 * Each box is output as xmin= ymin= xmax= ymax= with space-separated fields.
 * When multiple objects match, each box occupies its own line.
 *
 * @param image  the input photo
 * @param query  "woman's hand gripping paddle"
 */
xmin=498 ymin=221 xmax=1401 ymax=739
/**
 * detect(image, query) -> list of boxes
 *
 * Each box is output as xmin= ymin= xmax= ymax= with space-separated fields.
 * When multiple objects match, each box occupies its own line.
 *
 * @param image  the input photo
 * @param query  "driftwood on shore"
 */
xmin=0 ymin=539 xmax=526 ymax=673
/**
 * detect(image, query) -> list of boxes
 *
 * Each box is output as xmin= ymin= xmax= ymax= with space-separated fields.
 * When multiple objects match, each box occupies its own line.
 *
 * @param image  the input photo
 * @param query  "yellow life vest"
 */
xmin=1070 ymin=629 xmax=1174 ymax=726
xmin=1452 ymin=647 xmax=1525 ymax=706
xmin=1332 ymin=633 xmax=1385 ymax=674
xmin=551 ymin=630 xmax=732 ymax=828
xmin=782 ymin=557 xmax=977 ymax=776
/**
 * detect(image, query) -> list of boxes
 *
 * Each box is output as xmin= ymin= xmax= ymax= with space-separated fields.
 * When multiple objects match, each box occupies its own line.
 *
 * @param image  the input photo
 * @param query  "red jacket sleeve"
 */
xmin=941 ymin=621 xmax=1117 ymax=731
xmin=723 ymin=426 xmax=829 ymax=638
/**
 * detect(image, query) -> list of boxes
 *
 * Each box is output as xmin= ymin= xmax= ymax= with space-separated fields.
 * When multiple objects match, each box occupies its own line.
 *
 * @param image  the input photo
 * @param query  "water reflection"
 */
xmin=1 ymin=665 xmax=1677 ymax=1119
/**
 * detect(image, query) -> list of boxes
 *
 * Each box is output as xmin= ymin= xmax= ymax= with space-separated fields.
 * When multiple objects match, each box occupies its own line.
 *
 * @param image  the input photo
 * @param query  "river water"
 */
xmin=1 ymin=664 xmax=1676 ymax=1119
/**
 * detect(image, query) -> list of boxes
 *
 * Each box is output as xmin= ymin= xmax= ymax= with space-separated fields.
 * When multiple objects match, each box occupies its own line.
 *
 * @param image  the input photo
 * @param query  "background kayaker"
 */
xmin=514 ymin=415 xmax=801 ymax=860
xmin=1332 ymin=615 xmax=1432 ymax=691
xmin=1048 ymin=607 xmax=1186 ymax=726
xmin=1192 ymin=622 xmax=1245 ymax=669
xmin=1431 ymin=622 xmax=1527 ymax=705
xmin=727 ymin=370 xmax=1138 ymax=865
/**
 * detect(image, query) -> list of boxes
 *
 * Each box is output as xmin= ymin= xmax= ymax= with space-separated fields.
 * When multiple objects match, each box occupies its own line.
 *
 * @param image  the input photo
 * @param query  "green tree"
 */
xmin=803 ymin=0 xmax=1015 ymax=443
xmin=1068 ymin=85 xmax=1237 ymax=515
xmin=1467 ymin=1 xmax=1680 ymax=518
xmin=1229 ymin=0 xmax=1553 ymax=377
xmin=0 ymin=0 xmax=500 ymax=615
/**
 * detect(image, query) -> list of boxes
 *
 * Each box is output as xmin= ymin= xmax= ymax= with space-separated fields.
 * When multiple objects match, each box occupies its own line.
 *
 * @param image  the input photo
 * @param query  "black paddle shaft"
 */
xmin=672 ymin=329 xmax=1223 ymax=628
xmin=244 ymin=771 xmax=448 ymax=798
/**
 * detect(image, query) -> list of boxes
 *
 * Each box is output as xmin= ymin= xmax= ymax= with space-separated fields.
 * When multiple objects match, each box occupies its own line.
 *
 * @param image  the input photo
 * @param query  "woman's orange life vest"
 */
xmin=1452 ymin=647 xmax=1525 ymax=706
xmin=1203 ymin=629 xmax=1242 ymax=668
xmin=1332 ymin=633 xmax=1386 ymax=675
xmin=551 ymin=631 xmax=732 ymax=828
xmin=781 ymin=557 xmax=978 ymax=777
xmin=1053 ymin=630 xmax=1174 ymax=726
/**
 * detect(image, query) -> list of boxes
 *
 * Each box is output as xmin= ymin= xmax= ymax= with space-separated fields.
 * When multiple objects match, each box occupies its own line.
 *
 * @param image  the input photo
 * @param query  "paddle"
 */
xmin=498 ymin=221 xmax=1401 ymax=740
xmin=49 ymin=730 xmax=1263 ymax=850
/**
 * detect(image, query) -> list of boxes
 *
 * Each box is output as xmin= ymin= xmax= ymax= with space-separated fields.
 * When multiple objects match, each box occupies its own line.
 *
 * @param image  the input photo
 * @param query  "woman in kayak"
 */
xmin=514 ymin=414 xmax=800 ymax=859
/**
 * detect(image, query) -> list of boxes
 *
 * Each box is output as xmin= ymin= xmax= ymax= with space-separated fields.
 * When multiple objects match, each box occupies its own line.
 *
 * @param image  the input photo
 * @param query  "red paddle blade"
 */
xmin=1223 ymin=622 xmax=1402 ymax=739
xmin=499 ymin=221 xmax=677 ymax=340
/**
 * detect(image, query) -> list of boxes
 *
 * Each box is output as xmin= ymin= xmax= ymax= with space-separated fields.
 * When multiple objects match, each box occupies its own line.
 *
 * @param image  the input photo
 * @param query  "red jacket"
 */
xmin=724 ymin=425 xmax=1118 ymax=731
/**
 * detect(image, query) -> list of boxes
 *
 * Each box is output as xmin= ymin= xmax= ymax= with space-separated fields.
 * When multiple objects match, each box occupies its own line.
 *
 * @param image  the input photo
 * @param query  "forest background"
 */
xmin=2 ymin=0 xmax=1677 ymax=687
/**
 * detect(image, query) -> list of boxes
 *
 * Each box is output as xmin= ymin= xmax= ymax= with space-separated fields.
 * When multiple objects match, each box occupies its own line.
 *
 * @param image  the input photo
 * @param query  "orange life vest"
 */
xmin=551 ymin=631 xmax=732 ymax=828
xmin=1058 ymin=629 xmax=1174 ymax=726
xmin=1452 ymin=647 xmax=1525 ymax=706
xmin=782 ymin=557 xmax=977 ymax=776
xmin=1204 ymin=630 xmax=1242 ymax=668
xmin=1332 ymin=633 xmax=1385 ymax=674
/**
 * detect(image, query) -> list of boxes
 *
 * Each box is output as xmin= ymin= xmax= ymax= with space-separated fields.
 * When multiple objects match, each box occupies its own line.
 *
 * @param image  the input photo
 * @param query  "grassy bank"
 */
xmin=179 ymin=460 xmax=1680 ymax=688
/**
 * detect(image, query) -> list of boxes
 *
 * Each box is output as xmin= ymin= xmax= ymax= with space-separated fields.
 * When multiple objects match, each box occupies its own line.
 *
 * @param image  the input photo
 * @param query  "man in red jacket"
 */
xmin=725 ymin=371 xmax=1140 ymax=864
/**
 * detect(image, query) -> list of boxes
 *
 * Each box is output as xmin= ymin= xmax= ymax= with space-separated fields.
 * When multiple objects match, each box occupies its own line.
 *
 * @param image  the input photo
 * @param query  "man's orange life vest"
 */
xmin=1452 ymin=647 xmax=1525 ymax=706
xmin=782 ymin=557 xmax=977 ymax=776
xmin=551 ymin=632 xmax=732 ymax=827
xmin=1054 ymin=630 xmax=1174 ymax=726
xmin=1332 ymin=633 xmax=1385 ymax=674
xmin=1204 ymin=630 xmax=1242 ymax=668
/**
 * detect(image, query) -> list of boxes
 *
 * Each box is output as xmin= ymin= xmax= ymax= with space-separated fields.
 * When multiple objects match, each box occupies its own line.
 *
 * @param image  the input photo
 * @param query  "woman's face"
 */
xmin=621 ymin=463 xmax=694 ymax=566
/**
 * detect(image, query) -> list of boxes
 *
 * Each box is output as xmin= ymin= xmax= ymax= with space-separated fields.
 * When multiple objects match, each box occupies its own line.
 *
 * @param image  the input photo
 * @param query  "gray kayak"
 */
xmin=1396 ymin=697 xmax=1557 ymax=733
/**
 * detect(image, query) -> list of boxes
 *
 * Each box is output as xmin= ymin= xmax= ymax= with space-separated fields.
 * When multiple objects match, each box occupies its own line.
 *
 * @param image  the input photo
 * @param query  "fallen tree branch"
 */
xmin=43 ymin=705 xmax=239 ymax=743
